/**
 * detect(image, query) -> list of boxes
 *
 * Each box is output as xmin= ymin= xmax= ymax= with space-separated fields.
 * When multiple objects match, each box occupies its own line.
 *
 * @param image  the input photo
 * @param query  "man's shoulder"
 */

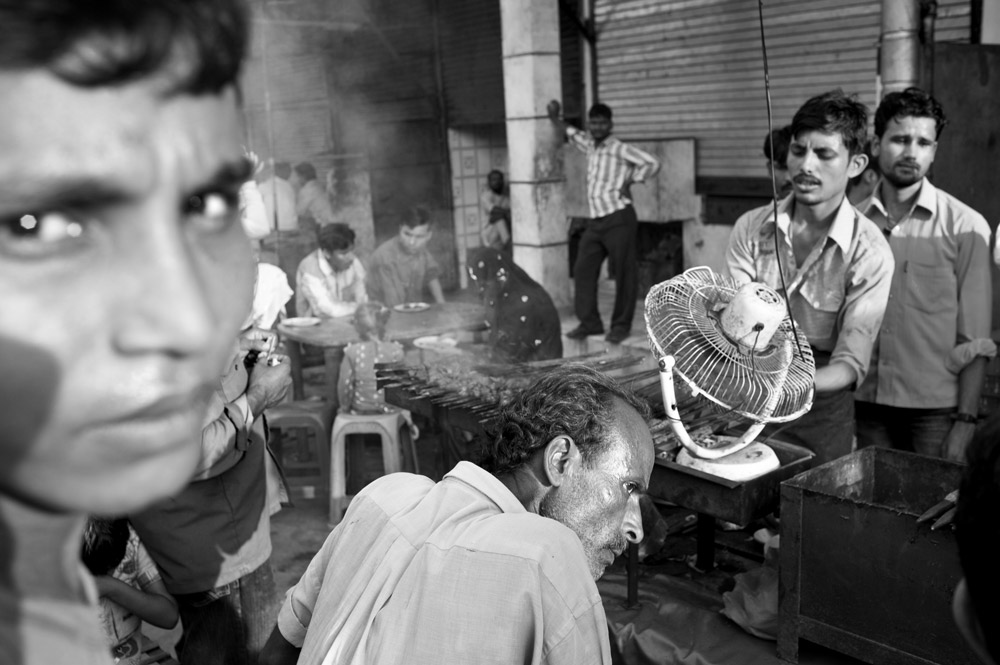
xmin=733 ymin=202 xmax=776 ymax=231
xmin=297 ymin=249 xmax=321 ymax=273
xmin=368 ymin=238 xmax=397 ymax=263
xmin=934 ymin=186 xmax=991 ymax=233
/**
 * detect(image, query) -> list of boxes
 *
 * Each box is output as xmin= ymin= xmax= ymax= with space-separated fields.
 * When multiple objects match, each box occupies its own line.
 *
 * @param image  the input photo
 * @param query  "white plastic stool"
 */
xmin=329 ymin=411 xmax=418 ymax=524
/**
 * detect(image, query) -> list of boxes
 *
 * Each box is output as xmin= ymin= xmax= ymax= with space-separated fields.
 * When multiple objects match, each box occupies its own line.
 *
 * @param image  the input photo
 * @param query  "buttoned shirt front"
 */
xmin=726 ymin=196 xmax=894 ymax=385
xmin=855 ymin=178 xmax=993 ymax=408
xmin=276 ymin=462 xmax=611 ymax=665
xmin=566 ymin=127 xmax=659 ymax=219
xmin=296 ymin=249 xmax=367 ymax=319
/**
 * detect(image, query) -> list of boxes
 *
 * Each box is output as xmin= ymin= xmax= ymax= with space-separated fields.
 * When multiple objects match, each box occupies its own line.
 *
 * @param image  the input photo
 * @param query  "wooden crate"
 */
xmin=778 ymin=448 xmax=976 ymax=665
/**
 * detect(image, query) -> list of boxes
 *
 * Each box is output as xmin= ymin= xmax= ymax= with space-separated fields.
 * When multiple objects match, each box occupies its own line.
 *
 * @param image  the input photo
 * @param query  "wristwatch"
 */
xmin=952 ymin=412 xmax=978 ymax=424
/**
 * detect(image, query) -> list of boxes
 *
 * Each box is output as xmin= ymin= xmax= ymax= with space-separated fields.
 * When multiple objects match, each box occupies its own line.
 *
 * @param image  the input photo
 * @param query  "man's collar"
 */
xmin=444 ymin=461 xmax=526 ymax=514
xmin=769 ymin=195 xmax=855 ymax=253
xmin=317 ymin=250 xmax=334 ymax=277
xmin=863 ymin=177 xmax=936 ymax=230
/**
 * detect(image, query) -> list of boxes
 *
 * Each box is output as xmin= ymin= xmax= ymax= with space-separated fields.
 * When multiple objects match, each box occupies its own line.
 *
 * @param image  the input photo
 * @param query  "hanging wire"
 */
xmin=757 ymin=0 xmax=804 ymax=358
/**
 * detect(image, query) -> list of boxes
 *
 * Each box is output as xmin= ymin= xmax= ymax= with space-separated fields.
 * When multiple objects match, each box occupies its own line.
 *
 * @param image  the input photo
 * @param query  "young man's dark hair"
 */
xmin=294 ymin=161 xmax=318 ymax=182
xmin=790 ymin=89 xmax=869 ymax=156
xmin=274 ymin=161 xmax=293 ymax=180
xmin=588 ymin=102 xmax=613 ymax=120
xmin=762 ymin=125 xmax=793 ymax=169
xmin=317 ymin=223 xmax=355 ymax=253
xmin=874 ymin=86 xmax=949 ymax=139
xmin=954 ymin=417 xmax=1000 ymax=663
xmin=0 ymin=0 xmax=248 ymax=94
xmin=404 ymin=204 xmax=432 ymax=229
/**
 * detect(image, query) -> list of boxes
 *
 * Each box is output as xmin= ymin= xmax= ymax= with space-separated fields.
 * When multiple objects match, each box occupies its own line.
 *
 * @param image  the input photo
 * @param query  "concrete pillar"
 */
xmin=880 ymin=0 xmax=921 ymax=95
xmin=500 ymin=0 xmax=571 ymax=307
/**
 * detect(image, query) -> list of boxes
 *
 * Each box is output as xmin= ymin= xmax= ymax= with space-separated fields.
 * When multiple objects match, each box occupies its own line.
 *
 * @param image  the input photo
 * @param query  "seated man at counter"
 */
xmin=365 ymin=206 xmax=445 ymax=307
xmin=261 ymin=364 xmax=654 ymax=665
xmin=295 ymin=223 xmax=367 ymax=318
xmin=726 ymin=90 xmax=894 ymax=465
xmin=953 ymin=416 xmax=1000 ymax=665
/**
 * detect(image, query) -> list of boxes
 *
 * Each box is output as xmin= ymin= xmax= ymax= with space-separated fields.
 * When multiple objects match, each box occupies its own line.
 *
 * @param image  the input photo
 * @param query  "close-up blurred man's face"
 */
xmin=0 ymin=69 xmax=254 ymax=515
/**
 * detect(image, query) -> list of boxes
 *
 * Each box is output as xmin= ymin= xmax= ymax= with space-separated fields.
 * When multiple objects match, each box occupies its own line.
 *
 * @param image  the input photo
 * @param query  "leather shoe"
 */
xmin=605 ymin=329 xmax=630 ymax=344
xmin=565 ymin=325 xmax=603 ymax=340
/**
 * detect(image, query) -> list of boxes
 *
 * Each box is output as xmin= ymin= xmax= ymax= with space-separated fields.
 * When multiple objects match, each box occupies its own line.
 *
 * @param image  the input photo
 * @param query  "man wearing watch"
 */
xmin=854 ymin=88 xmax=993 ymax=461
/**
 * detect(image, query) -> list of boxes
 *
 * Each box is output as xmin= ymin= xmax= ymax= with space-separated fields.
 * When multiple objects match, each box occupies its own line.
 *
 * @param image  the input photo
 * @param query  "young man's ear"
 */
xmin=847 ymin=152 xmax=869 ymax=180
xmin=542 ymin=435 xmax=582 ymax=487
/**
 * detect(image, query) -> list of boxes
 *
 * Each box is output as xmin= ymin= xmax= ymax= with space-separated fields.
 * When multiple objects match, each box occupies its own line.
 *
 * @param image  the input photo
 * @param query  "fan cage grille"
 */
xmin=645 ymin=267 xmax=815 ymax=423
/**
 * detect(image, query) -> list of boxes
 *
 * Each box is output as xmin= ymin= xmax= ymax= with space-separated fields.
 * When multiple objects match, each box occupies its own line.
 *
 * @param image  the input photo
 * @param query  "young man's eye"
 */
xmin=184 ymin=191 xmax=240 ymax=231
xmin=0 ymin=211 xmax=86 ymax=255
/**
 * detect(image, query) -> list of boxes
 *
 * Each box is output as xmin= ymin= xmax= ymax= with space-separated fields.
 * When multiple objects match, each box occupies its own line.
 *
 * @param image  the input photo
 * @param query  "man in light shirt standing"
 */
xmin=549 ymin=100 xmax=660 ymax=344
xmin=855 ymin=87 xmax=993 ymax=461
xmin=726 ymin=90 xmax=894 ymax=465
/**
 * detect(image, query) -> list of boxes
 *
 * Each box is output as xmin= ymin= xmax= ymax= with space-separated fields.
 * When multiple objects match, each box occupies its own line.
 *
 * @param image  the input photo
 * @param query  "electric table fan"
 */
xmin=644 ymin=267 xmax=816 ymax=481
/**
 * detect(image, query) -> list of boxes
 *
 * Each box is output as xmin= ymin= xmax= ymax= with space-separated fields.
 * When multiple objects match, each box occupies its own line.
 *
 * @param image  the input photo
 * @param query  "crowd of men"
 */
xmin=1 ymin=2 xmax=999 ymax=665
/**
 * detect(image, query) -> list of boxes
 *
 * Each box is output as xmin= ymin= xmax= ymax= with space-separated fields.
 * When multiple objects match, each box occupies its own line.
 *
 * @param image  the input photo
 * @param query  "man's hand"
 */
xmin=619 ymin=180 xmax=633 ymax=200
xmin=944 ymin=421 xmax=976 ymax=462
xmin=246 ymin=353 xmax=291 ymax=415
xmin=547 ymin=99 xmax=562 ymax=122
xmin=240 ymin=327 xmax=277 ymax=357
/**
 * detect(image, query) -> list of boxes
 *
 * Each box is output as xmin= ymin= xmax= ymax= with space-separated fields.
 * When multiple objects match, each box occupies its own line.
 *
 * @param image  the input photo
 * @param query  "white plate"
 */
xmin=281 ymin=317 xmax=321 ymax=328
xmin=393 ymin=302 xmax=431 ymax=313
xmin=413 ymin=335 xmax=459 ymax=352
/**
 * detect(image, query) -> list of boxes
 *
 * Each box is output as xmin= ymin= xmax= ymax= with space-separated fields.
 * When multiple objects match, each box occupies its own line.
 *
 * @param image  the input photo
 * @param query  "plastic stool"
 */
xmin=265 ymin=400 xmax=335 ymax=500
xmin=329 ymin=411 xmax=419 ymax=524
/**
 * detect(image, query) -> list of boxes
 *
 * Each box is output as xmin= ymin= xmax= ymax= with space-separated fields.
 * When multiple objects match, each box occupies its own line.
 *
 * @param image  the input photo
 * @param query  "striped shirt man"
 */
xmin=566 ymin=125 xmax=660 ymax=219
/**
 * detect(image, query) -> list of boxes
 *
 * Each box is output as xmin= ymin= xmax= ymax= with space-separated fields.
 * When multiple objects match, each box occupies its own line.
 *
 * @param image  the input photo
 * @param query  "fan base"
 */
xmin=676 ymin=442 xmax=780 ymax=482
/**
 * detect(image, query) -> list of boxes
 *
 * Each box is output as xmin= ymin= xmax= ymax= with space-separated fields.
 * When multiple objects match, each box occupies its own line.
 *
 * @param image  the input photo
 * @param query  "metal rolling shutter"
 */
xmin=438 ymin=0 xmax=505 ymax=126
xmin=593 ymin=0 xmax=882 ymax=179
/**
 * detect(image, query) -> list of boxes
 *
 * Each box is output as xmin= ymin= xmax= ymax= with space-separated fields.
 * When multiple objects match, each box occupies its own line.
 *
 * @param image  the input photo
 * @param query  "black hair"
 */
xmin=0 ymin=0 xmax=249 ymax=95
xmin=762 ymin=125 xmax=793 ymax=169
xmin=588 ymin=103 xmax=613 ymax=120
xmin=293 ymin=162 xmax=317 ymax=182
xmin=274 ymin=161 xmax=292 ymax=180
xmin=81 ymin=516 xmax=130 ymax=576
xmin=402 ymin=205 xmax=432 ymax=229
xmin=790 ymin=89 xmax=869 ymax=156
xmin=317 ymin=223 xmax=355 ymax=253
xmin=956 ymin=415 xmax=1000 ymax=662
xmin=874 ymin=86 xmax=948 ymax=140
xmin=482 ymin=364 xmax=650 ymax=477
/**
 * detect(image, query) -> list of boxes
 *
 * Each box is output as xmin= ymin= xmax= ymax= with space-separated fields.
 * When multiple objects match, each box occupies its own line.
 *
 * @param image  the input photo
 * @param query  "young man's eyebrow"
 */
xmin=193 ymin=157 xmax=254 ymax=192
xmin=0 ymin=177 xmax=137 ymax=211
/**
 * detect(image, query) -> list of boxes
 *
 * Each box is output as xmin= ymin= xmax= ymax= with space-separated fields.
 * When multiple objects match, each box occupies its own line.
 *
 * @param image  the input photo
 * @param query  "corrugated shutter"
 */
xmin=594 ymin=0 xmax=882 ymax=179
xmin=935 ymin=0 xmax=972 ymax=42
xmin=438 ymin=0 xmax=506 ymax=126
xmin=242 ymin=51 xmax=332 ymax=160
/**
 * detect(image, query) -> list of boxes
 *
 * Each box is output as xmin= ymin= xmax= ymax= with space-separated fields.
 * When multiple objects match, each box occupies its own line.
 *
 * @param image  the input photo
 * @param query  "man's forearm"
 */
xmin=957 ymin=355 xmax=987 ymax=416
xmin=814 ymin=362 xmax=858 ymax=393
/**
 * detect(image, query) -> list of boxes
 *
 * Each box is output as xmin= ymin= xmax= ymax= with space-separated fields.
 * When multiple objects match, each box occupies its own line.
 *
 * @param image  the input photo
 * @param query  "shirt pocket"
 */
xmin=795 ymin=279 xmax=845 ymax=344
xmin=903 ymin=262 xmax=956 ymax=316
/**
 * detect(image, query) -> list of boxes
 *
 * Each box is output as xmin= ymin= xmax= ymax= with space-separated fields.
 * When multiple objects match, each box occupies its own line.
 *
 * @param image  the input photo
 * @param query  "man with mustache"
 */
xmin=260 ymin=364 xmax=654 ymax=665
xmin=726 ymin=90 xmax=894 ymax=464
xmin=0 ymin=1 xmax=255 ymax=663
xmin=854 ymin=88 xmax=992 ymax=461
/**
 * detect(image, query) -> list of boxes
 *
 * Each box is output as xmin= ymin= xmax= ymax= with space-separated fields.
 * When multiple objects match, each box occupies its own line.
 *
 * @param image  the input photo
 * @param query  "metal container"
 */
xmin=778 ymin=448 xmax=976 ymax=665
xmin=647 ymin=439 xmax=814 ymax=526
